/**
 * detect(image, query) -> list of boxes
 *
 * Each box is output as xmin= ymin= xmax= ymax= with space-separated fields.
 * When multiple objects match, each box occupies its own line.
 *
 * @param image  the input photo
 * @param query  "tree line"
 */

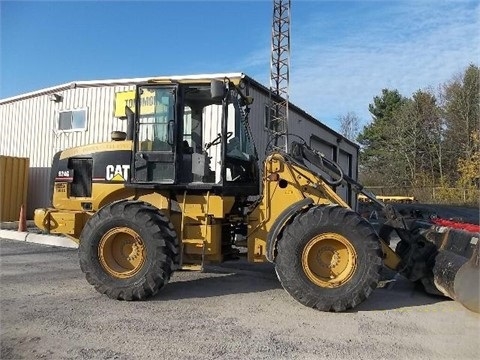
xmin=338 ymin=64 xmax=479 ymax=204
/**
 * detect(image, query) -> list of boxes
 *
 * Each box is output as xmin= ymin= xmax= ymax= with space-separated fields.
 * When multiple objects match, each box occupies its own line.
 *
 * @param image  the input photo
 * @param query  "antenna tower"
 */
xmin=268 ymin=0 xmax=291 ymax=152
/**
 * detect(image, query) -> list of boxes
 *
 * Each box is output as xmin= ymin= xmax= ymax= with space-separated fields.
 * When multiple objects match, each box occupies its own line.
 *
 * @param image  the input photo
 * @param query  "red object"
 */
xmin=431 ymin=218 xmax=480 ymax=233
xmin=17 ymin=204 xmax=27 ymax=232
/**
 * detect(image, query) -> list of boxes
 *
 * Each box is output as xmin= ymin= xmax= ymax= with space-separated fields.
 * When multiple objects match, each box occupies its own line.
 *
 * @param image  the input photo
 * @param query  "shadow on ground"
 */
xmin=150 ymin=260 xmax=280 ymax=301
xmin=151 ymin=259 xmax=448 ymax=311
xmin=353 ymin=280 xmax=448 ymax=312
xmin=154 ymin=272 xmax=281 ymax=301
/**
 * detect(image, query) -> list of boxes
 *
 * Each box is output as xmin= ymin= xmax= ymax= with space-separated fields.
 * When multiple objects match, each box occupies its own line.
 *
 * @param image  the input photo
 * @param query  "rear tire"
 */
xmin=79 ymin=200 xmax=178 ymax=300
xmin=275 ymin=205 xmax=382 ymax=312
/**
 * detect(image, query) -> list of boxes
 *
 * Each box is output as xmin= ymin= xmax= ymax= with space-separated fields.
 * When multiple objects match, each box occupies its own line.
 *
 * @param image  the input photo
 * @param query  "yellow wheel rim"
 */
xmin=98 ymin=227 xmax=146 ymax=279
xmin=302 ymin=232 xmax=357 ymax=288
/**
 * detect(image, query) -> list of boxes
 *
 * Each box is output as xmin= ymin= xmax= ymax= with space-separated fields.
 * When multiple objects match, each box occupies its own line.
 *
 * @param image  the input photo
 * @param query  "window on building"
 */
xmin=58 ymin=109 xmax=88 ymax=131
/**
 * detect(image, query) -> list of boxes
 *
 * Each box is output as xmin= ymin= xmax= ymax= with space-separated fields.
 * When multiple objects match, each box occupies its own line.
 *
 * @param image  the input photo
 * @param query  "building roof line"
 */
xmin=0 ymin=73 xmax=244 ymax=105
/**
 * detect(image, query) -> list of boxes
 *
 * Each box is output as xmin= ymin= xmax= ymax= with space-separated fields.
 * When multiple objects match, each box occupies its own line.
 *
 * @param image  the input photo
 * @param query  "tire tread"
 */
xmin=79 ymin=200 xmax=178 ymax=301
xmin=275 ymin=205 xmax=382 ymax=312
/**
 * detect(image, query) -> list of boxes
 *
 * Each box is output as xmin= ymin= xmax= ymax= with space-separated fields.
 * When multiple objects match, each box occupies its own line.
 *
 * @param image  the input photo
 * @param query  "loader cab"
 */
xmin=128 ymin=80 xmax=259 ymax=196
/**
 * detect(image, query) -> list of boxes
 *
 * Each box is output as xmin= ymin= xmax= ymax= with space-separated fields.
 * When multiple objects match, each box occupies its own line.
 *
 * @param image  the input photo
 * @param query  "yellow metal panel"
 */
xmin=135 ymin=192 xmax=171 ymax=212
xmin=248 ymin=236 xmax=267 ymax=263
xmin=183 ymin=223 xmax=222 ymax=255
xmin=53 ymin=183 xmax=171 ymax=213
xmin=380 ymin=240 xmax=401 ymax=270
xmin=248 ymin=153 xmax=350 ymax=263
xmin=34 ymin=208 xmax=86 ymax=241
xmin=249 ymin=153 xmax=346 ymax=240
xmin=5 ymin=157 xmax=13 ymax=220
xmin=10 ymin=157 xmax=18 ymax=221
xmin=0 ymin=156 xmax=29 ymax=221
xmin=34 ymin=208 xmax=48 ymax=231
xmin=50 ymin=212 xmax=81 ymax=235
xmin=114 ymin=89 xmax=157 ymax=117
xmin=177 ymin=194 xmax=235 ymax=218
xmin=0 ymin=156 xmax=6 ymax=220
xmin=60 ymin=141 xmax=133 ymax=160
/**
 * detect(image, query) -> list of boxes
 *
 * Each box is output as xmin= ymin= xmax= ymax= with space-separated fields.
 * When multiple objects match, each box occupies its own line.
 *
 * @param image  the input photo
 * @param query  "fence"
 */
xmin=363 ymin=186 xmax=480 ymax=207
xmin=0 ymin=156 xmax=29 ymax=222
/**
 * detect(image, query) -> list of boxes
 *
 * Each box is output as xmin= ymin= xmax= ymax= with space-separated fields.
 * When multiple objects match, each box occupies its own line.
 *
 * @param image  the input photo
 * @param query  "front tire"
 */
xmin=275 ymin=205 xmax=382 ymax=312
xmin=79 ymin=200 xmax=178 ymax=300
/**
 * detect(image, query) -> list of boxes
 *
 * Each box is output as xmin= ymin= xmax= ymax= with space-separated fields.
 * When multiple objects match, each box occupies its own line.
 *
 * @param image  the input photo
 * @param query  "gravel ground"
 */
xmin=1 ymin=239 xmax=479 ymax=360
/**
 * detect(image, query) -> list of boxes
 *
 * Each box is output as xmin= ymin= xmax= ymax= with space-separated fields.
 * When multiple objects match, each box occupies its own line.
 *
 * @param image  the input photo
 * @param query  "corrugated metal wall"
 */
xmin=245 ymin=86 xmax=357 ymax=154
xmin=0 ymin=78 xmax=359 ymax=215
xmin=0 ymin=84 xmax=134 ymax=216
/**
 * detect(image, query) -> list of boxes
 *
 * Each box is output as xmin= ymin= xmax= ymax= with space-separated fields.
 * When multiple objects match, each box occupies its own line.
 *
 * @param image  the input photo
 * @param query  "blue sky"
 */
xmin=1 ymin=0 xmax=479 ymax=131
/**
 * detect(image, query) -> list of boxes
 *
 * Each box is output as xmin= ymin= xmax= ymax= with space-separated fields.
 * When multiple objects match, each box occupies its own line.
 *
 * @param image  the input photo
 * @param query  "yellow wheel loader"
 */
xmin=34 ymin=76 xmax=479 ymax=312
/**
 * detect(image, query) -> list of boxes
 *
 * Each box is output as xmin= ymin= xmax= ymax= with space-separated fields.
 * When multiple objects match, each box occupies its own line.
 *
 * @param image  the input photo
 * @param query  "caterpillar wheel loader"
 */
xmin=34 ymin=76 xmax=479 ymax=312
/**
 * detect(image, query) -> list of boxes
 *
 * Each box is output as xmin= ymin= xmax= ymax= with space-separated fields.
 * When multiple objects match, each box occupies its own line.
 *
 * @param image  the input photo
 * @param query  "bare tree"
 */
xmin=337 ymin=112 xmax=360 ymax=142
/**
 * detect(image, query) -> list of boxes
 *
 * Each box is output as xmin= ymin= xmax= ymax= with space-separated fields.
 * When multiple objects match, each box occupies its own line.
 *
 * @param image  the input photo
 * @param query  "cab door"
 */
xmin=131 ymin=85 xmax=178 ymax=184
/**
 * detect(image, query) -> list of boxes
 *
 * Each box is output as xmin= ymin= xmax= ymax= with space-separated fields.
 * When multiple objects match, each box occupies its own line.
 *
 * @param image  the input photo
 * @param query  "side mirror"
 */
xmin=210 ymin=79 xmax=226 ymax=101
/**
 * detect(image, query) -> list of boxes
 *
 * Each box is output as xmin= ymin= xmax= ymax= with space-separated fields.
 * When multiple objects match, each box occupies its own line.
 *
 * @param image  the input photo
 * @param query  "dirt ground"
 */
xmin=1 ymin=239 xmax=479 ymax=360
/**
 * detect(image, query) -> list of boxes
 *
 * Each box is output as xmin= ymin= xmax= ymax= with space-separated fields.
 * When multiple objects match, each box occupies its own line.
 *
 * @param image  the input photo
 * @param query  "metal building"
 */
xmin=0 ymin=73 xmax=358 ymax=217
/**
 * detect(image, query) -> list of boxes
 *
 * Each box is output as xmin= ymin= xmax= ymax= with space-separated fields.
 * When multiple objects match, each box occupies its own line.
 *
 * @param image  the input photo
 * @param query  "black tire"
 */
xmin=79 ymin=200 xmax=179 ymax=301
xmin=275 ymin=205 xmax=382 ymax=312
xmin=111 ymin=131 xmax=127 ymax=141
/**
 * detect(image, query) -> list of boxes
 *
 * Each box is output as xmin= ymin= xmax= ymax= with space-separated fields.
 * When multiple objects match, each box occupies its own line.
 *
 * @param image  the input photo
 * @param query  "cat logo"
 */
xmin=106 ymin=164 xmax=130 ymax=181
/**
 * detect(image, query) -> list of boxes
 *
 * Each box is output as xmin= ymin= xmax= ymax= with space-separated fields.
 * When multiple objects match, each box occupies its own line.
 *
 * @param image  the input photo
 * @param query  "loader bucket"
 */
xmin=453 ymin=247 xmax=480 ymax=313
xmin=425 ymin=227 xmax=480 ymax=313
